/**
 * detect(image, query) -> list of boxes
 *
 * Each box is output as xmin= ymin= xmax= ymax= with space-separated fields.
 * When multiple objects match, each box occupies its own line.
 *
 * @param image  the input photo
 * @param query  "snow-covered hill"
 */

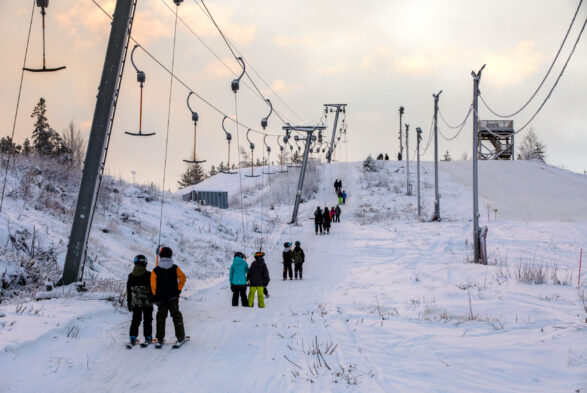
xmin=0 ymin=157 xmax=585 ymax=392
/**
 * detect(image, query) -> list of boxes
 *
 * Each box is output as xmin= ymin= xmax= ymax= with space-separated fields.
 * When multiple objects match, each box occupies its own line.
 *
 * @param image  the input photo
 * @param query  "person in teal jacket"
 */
xmin=230 ymin=251 xmax=249 ymax=307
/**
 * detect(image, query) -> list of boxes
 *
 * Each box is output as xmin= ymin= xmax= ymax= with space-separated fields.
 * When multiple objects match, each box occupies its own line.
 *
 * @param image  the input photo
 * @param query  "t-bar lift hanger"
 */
xmin=125 ymin=45 xmax=156 ymax=136
xmin=24 ymin=0 xmax=66 ymax=73
xmin=183 ymin=92 xmax=205 ymax=164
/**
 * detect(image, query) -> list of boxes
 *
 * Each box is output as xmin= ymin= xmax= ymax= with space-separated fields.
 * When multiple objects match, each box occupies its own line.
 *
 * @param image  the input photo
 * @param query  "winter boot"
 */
xmin=129 ymin=336 xmax=138 ymax=346
xmin=146 ymin=336 xmax=153 ymax=344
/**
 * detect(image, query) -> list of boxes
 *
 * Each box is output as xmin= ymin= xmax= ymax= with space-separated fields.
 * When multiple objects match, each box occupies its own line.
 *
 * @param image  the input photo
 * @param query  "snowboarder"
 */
xmin=330 ymin=207 xmax=336 ymax=222
xmin=335 ymin=205 xmax=341 ymax=222
xmin=337 ymin=190 xmax=343 ymax=205
xmin=126 ymin=254 xmax=154 ymax=347
xmin=314 ymin=206 xmax=323 ymax=235
xmin=322 ymin=205 xmax=331 ymax=234
xmin=342 ymin=190 xmax=347 ymax=204
xmin=230 ymin=251 xmax=249 ymax=307
xmin=247 ymin=251 xmax=270 ymax=308
xmin=292 ymin=241 xmax=305 ymax=279
xmin=151 ymin=246 xmax=186 ymax=346
xmin=282 ymin=242 xmax=294 ymax=280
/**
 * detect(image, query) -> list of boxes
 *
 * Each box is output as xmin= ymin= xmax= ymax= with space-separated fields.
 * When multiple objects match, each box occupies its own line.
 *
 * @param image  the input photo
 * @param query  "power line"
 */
xmin=438 ymin=105 xmax=473 ymax=141
xmin=480 ymin=0 xmax=584 ymax=118
xmin=90 ymin=0 xmax=283 ymax=137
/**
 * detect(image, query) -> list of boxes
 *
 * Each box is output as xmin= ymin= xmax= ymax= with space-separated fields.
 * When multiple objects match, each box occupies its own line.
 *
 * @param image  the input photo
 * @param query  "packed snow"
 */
xmin=0 ymin=157 xmax=585 ymax=392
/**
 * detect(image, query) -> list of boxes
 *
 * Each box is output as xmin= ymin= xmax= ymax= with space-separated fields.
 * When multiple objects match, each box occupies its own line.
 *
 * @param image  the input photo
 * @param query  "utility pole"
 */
xmin=433 ymin=90 xmax=442 ymax=221
xmin=405 ymin=123 xmax=411 ymax=195
xmin=287 ymin=125 xmax=326 ymax=224
xmin=398 ymin=106 xmax=404 ymax=160
xmin=471 ymin=64 xmax=485 ymax=264
xmin=324 ymin=104 xmax=347 ymax=163
xmin=416 ymin=127 xmax=422 ymax=217
xmin=61 ymin=0 xmax=137 ymax=285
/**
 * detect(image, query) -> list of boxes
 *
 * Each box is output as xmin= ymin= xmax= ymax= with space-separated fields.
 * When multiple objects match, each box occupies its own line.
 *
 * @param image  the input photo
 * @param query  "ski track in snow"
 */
xmin=1 ymin=160 xmax=586 ymax=392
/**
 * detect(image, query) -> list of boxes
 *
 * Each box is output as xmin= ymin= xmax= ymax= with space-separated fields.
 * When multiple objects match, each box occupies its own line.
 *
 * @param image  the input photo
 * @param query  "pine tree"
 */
xmin=30 ymin=98 xmax=65 ymax=156
xmin=209 ymin=164 xmax=218 ymax=177
xmin=178 ymin=162 xmax=207 ymax=188
xmin=441 ymin=150 xmax=452 ymax=162
xmin=22 ymin=138 xmax=32 ymax=155
xmin=0 ymin=137 xmax=21 ymax=154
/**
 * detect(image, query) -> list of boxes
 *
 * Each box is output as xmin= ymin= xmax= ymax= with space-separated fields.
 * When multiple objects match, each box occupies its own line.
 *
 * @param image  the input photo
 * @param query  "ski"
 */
xmin=172 ymin=336 xmax=190 ymax=349
xmin=140 ymin=338 xmax=157 ymax=348
xmin=125 ymin=339 xmax=140 ymax=349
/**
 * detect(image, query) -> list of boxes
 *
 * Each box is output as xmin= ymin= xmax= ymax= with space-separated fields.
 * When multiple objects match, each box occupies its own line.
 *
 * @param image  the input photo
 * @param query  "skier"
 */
xmin=292 ymin=241 xmax=305 ymax=279
xmin=247 ymin=251 xmax=270 ymax=308
xmin=126 ymin=254 xmax=154 ymax=347
xmin=335 ymin=205 xmax=341 ymax=222
xmin=337 ymin=190 xmax=343 ymax=205
xmin=342 ymin=190 xmax=347 ymax=204
xmin=151 ymin=246 xmax=186 ymax=346
xmin=282 ymin=242 xmax=293 ymax=280
xmin=322 ymin=205 xmax=331 ymax=234
xmin=314 ymin=206 xmax=323 ymax=235
xmin=230 ymin=251 xmax=249 ymax=307
xmin=330 ymin=207 xmax=336 ymax=222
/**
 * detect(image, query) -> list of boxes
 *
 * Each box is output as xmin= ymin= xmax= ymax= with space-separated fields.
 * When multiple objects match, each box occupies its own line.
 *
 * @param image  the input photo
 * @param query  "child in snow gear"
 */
xmin=337 ymin=190 xmax=343 ymax=205
xmin=127 ymin=254 xmax=154 ymax=346
xmin=292 ymin=241 xmax=305 ymax=279
xmin=230 ymin=251 xmax=249 ymax=307
xmin=314 ymin=206 xmax=323 ymax=235
xmin=151 ymin=246 xmax=186 ymax=345
xmin=247 ymin=251 xmax=270 ymax=308
xmin=283 ymin=242 xmax=293 ymax=280
xmin=335 ymin=205 xmax=341 ymax=222
xmin=330 ymin=207 xmax=336 ymax=222
xmin=322 ymin=206 xmax=331 ymax=234
xmin=342 ymin=190 xmax=347 ymax=204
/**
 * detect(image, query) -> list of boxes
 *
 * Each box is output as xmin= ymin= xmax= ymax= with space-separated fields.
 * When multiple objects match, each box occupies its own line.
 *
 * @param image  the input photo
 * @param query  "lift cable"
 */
xmin=89 ymin=0 xmax=283 ymax=137
xmin=438 ymin=105 xmax=473 ymax=141
xmin=480 ymin=0 xmax=584 ymax=118
xmin=0 ymin=0 xmax=35 ymax=213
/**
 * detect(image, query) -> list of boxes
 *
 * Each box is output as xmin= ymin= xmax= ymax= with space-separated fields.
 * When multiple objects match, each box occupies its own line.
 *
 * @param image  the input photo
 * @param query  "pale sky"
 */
xmin=1 ymin=0 xmax=586 ymax=190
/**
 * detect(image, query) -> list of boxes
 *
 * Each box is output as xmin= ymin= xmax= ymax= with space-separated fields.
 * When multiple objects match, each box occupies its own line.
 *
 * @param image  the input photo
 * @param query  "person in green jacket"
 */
xmin=230 ymin=251 xmax=249 ymax=307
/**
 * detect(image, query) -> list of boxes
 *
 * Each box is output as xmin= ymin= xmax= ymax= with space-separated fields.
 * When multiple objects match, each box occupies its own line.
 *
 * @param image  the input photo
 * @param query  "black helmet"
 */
xmin=158 ymin=246 xmax=172 ymax=258
xmin=133 ymin=254 xmax=148 ymax=266
xmin=234 ymin=251 xmax=245 ymax=259
xmin=284 ymin=242 xmax=291 ymax=248
xmin=295 ymin=241 xmax=300 ymax=247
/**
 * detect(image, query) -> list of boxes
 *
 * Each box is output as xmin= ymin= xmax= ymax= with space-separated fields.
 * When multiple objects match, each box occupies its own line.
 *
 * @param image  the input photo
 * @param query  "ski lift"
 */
xmin=261 ymin=99 xmax=273 ymax=130
xmin=276 ymin=136 xmax=287 ymax=173
xmin=244 ymin=129 xmax=259 ymax=178
xmin=263 ymin=135 xmax=275 ymax=175
xmin=23 ymin=1 xmax=66 ymax=73
xmin=183 ymin=92 xmax=205 ymax=164
xmin=219 ymin=116 xmax=237 ymax=174
xmin=231 ymin=57 xmax=246 ymax=93
xmin=125 ymin=45 xmax=156 ymax=137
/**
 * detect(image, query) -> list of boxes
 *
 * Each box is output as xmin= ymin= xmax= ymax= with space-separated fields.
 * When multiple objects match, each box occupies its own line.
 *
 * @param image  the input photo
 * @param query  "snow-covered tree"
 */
xmin=61 ymin=121 xmax=86 ymax=169
xmin=178 ymin=162 xmax=207 ymax=188
xmin=517 ymin=128 xmax=546 ymax=163
xmin=30 ymin=98 xmax=65 ymax=156
xmin=0 ymin=136 xmax=21 ymax=154
xmin=363 ymin=154 xmax=377 ymax=172
xmin=209 ymin=164 xmax=218 ymax=177
xmin=22 ymin=138 xmax=31 ymax=155
xmin=441 ymin=150 xmax=452 ymax=161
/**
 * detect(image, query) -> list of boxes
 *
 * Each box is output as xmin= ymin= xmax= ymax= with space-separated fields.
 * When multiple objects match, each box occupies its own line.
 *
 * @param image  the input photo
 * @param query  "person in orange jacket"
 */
xmin=151 ymin=246 xmax=186 ymax=345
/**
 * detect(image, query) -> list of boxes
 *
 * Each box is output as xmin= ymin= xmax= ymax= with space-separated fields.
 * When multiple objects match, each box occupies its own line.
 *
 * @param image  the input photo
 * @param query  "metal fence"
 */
xmin=182 ymin=190 xmax=228 ymax=209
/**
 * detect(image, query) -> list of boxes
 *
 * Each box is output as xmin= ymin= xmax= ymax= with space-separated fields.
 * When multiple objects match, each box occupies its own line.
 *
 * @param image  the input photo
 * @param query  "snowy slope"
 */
xmin=0 ymin=159 xmax=586 ymax=393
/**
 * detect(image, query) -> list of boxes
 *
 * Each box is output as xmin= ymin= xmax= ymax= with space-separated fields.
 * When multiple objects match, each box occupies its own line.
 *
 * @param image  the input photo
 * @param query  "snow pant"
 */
xmin=315 ymin=223 xmax=322 ymax=234
xmin=324 ymin=223 xmax=330 ymax=233
xmin=342 ymin=197 xmax=346 ymax=204
xmin=156 ymin=298 xmax=185 ymax=342
xmin=283 ymin=263 xmax=293 ymax=280
xmin=338 ymin=196 xmax=343 ymax=204
xmin=335 ymin=214 xmax=340 ymax=222
xmin=129 ymin=306 xmax=153 ymax=338
xmin=248 ymin=286 xmax=265 ymax=308
xmin=294 ymin=263 xmax=303 ymax=279
xmin=231 ymin=285 xmax=248 ymax=307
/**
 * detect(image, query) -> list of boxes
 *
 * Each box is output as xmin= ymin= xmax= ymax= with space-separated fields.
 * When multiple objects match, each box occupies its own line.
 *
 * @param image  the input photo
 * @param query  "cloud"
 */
xmin=272 ymin=34 xmax=318 ymax=48
xmin=482 ymin=41 xmax=545 ymax=87
xmin=360 ymin=45 xmax=394 ymax=72
xmin=203 ymin=57 xmax=236 ymax=78
xmin=393 ymin=55 xmax=434 ymax=75
xmin=269 ymin=79 xmax=302 ymax=95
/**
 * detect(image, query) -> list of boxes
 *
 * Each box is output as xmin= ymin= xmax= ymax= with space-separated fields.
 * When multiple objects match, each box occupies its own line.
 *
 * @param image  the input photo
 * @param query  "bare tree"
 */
xmin=517 ymin=128 xmax=546 ymax=163
xmin=61 ymin=121 xmax=87 ymax=169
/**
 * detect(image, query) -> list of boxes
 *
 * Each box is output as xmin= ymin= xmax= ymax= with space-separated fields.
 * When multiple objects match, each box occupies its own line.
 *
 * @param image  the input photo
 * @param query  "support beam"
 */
xmin=61 ymin=0 xmax=136 ymax=285
xmin=398 ymin=106 xmax=404 ymax=160
xmin=416 ymin=127 xmax=422 ymax=217
xmin=405 ymin=123 xmax=411 ymax=195
xmin=433 ymin=91 xmax=442 ymax=221
xmin=324 ymin=104 xmax=346 ymax=163
xmin=471 ymin=64 xmax=485 ymax=264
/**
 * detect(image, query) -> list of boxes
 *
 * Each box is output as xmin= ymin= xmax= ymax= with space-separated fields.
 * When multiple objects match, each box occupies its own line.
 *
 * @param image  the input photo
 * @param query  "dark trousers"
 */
xmin=130 ymin=306 xmax=153 ymax=338
xmin=324 ymin=223 xmax=330 ymax=233
xmin=315 ymin=223 xmax=322 ymax=234
xmin=156 ymin=298 xmax=185 ymax=342
xmin=294 ymin=263 xmax=303 ymax=279
xmin=335 ymin=214 xmax=340 ymax=222
xmin=283 ymin=263 xmax=293 ymax=279
xmin=231 ymin=285 xmax=248 ymax=307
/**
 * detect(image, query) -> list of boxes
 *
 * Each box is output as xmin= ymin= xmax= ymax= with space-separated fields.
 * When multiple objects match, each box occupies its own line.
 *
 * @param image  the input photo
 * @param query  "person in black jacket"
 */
xmin=335 ymin=205 xmax=341 ymax=223
xmin=292 ymin=241 xmax=305 ymax=279
xmin=322 ymin=205 xmax=331 ymax=234
xmin=151 ymin=246 xmax=187 ymax=345
xmin=126 ymin=254 xmax=153 ymax=346
xmin=282 ymin=242 xmax=293 ymax=280
xmin=314 ymin=206 xmax=323 ymax=235
xmin=247 ymin=251 xmax=270 ymax=308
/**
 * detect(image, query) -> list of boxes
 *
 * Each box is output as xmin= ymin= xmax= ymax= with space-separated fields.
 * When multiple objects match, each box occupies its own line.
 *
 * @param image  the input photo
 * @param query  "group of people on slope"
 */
xmin=334 ymin=179 xmax=347 ymax=205
xmin=376 ymin=153 xmax=390 ymax=160
xmin=229 ymin=250 xmax=270 ymax=308
xmin=126 ymin=246 xmax=186 ymax=347
xmin=314 ymin=205 xmax=341 ymax=235
xmin=282 ymin=241 xmax=305 ymax=280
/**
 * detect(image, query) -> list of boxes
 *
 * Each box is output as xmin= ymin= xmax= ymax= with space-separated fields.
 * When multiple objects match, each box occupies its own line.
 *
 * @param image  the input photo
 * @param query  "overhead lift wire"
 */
xmin=89 ymin=0 xmax=283 ymax=137
xmin=0 ymin=0 xmax=35 ymax=213
xmin=479 ymin=16 xmax=586 ymax=136
xmin=480 ymin=0 xmax=584 ymax=118
xmin=438 ymin=105 xmax=473 ymax=141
